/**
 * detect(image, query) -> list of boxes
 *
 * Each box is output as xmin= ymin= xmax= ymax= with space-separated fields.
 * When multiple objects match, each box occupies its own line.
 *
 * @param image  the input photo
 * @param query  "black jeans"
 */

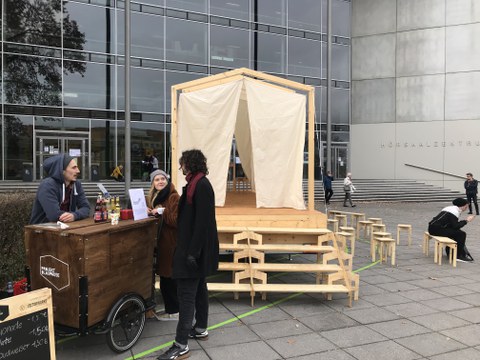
xmin=428 ymin=225 xmax=467 ymax=258
xmin=325 ymin=188 xmax=333 ymax=203
xmin=160 ymin=276 xmax=179 ymax=314
xmin=466 ymin=192 xmax=479 ymax=214
xmin=175 ymin=277 xmax=209 ymax=345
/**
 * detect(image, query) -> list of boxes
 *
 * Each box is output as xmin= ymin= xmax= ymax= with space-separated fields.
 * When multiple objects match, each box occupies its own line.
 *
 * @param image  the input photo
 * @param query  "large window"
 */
xmin=63 ymin=61 xmax=115 ymax=110
xmin=210 ymin=0 xmax=249 ymax=20
xmin=254 ymin=32 xmax=286 ymax=73
xmin=256 ymin=0 xmax=286 ymax=26
xmin=4 ymin=54 xmax=62 ymax=106
xmin=288 ymin=37 xmax=321 ymax=78
xmin=165 ymin=71 xmax=204 ymax=113
xmin=288 ymin=0 xmax=321 ymax=32
xmin=4 ymin=0 xmax=61 ymax=47
xmin=91 ymin=119 xmax=116 ymax=178
xmin=332 ymin=88 xmax=349 ymax=124
xmin=211 ymin=26 xmax=249 ymax=68
xmin=166 ymin=0 xmax=207 ymax=12
xmin=64 ymin=2 xmax=112 ymax=54
xmin=117 ymin=11 xmax=164 ymax=59
xmin=332 ymin=44 xmax=350 ymax=81
xmin=117 ymin=67 xmax=164 ymax=114
xmin=165 ymin=18 xmax=207 ymax=64
xmin=4 ymin=115 xmax=33 ymax=180
xmin=333 ymin=0 xmax=351 ymax=37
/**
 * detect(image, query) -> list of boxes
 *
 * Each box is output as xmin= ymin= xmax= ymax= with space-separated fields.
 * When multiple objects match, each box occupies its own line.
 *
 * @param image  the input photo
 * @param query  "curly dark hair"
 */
xmin=180 ymin=149 xmax=209 ymax=175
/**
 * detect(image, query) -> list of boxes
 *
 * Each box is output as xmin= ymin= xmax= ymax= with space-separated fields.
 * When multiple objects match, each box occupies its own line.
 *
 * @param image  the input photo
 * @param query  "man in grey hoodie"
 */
xmin=30 ymin=154 xmax=90 ymax=224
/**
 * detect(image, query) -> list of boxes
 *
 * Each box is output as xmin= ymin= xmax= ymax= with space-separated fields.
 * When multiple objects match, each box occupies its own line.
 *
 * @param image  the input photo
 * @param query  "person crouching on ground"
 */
xmin=428 ymin=198 xmax=475 ymax=262
xmin=147 ymin=169 xmax=180 ymax=321
xmin=157 ymin=149 xmax=219 ymax=360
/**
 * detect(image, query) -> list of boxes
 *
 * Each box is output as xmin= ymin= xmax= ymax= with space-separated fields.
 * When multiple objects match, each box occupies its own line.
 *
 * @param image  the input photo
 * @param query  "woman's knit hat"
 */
xmin=150 ymin=169 xmax=170 ymax=183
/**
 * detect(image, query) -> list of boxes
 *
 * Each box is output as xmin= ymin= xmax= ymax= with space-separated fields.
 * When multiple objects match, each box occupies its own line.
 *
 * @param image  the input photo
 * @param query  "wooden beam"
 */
xmin=171 ymin=85 xmax=178 ymax=187
xmin=307 ymin=88 xmax=315 ymax=211
xmin=182 ymin=75 xmax=244 ymax=93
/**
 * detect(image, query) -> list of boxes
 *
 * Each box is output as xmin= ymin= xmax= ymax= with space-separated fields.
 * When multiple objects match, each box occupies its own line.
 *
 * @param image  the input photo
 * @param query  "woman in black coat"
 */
xmin=158 ymin=149 xmax=219 ymax=360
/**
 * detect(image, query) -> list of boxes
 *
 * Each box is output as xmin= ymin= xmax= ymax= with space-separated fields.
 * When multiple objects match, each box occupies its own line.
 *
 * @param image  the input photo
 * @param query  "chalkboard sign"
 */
xmin=0 ymin=288 xmax=55 ymax=360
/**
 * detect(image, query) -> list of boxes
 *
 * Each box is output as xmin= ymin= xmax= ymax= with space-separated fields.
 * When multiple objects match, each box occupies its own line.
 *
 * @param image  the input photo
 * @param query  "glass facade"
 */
xmin=0 ymin=0 xmax=351 ymax=180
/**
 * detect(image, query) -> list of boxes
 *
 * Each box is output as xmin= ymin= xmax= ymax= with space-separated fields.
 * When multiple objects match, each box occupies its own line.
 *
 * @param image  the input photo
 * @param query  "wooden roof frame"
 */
xmin=171 ymin=67 xmax=316 ymax=211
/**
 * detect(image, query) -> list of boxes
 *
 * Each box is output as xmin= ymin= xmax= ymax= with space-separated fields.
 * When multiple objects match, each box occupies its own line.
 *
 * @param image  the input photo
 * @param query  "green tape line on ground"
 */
xmin=124 ymin=260 xmax=379 ymax=360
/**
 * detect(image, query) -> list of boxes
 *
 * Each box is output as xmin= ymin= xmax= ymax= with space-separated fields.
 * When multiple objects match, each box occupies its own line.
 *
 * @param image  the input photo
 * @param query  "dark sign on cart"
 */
xmin=0 ymin=288 xmax=56 ymax=360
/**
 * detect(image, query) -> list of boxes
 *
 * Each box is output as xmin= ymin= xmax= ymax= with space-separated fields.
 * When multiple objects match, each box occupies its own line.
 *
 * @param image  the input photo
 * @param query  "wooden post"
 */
xmin=171 ymin=85 xmax=178 ymax=187
xmin=308 ymin=88 xmax=315 ymax=211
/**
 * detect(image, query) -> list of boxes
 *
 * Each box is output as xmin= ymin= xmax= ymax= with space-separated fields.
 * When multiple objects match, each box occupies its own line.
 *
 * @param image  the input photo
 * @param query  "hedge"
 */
xmin=0 ymin=192 xmax=35 ymax=287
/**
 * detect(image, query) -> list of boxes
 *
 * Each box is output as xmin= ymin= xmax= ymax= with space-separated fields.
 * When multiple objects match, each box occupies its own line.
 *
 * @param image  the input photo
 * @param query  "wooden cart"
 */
xmin=24 ymin=217 xmax=158 ymax=352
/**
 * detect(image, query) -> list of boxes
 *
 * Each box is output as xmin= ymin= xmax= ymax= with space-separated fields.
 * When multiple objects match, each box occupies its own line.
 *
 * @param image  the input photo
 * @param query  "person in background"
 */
xmin=151 ymin=154 xmax=159 ymax=171
xmin=464 ymin=172 xmax=479 ymax=215
xmin=323 ymin=170 xmax=334 ymax=205
xmin=146 ymin=169 xmax=180 ymax=321
xmin=343 ymin=173 xmax=356 ymax=208
xmin=428 ymin=198 xmax=475 ymax=262
xmin=30 ymin=154 xmax=90 ymax=224
xmin=110 ymin=164 xmax=124 ymax=182
xmin=157 ymin=149 xmax=219 ymax=360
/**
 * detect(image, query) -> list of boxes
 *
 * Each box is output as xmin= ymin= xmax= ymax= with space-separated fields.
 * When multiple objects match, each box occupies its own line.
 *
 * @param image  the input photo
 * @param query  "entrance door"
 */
xmin=332 ymin=145 xmax=348 ymax=179
xmin=35 ymin=132 xmax=89 ymax=180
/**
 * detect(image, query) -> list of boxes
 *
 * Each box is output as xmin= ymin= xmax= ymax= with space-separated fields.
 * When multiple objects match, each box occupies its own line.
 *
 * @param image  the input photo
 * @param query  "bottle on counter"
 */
xmin=6 ymin=281 xmax=14 ymax=297
xmin=115 ymin=196 xmax=121 ymax=215
xmin=94 ymin=194 xmax=102 ymax=223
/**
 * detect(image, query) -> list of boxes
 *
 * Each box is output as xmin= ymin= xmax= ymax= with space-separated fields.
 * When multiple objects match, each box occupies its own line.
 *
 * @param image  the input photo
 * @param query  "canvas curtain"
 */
xmin=176 ymin=77 xmax=306 ymax=209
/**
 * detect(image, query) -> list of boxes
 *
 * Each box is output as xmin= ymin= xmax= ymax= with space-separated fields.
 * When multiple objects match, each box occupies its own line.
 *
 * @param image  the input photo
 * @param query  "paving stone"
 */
xmin=249 ymin=319 xmax=312 ymax=339
xmin=395 ymin=332 xmax=466 ymax=357
xmin=454 ymin=293 xmax=480 ymax=306
xmin=437 ymin=276 xmax=478 ymax=286
xmin=293 ymin=349 xmax=356 ymax=360
xmin=205 ymin=340 xmax=280 ymax=360
xmin=430 ymin=285 xmax=476 ymax=297
xmin=354 ymin=283 xmax=387 ymax=296
xmin=342 ymin=306 xmax=400 ymax=324
xmin=199 ymin=324 xmax=260 ymax=349
xmin=376 ymin=281 xmax=420 ymax=292
xmin=360 ymin=274 xmax=398 ymax=284
xmin=440 ymin=324 xmax=480 ymax=346
xmin=429 ymin=347 xmax=480 ymax=360
xmin=419 ymin=297 xmax=472 ymax=312
xmin=449 ymin=307 xmax=480 ymax=323
xmin=400 ymin=288 xmax=445 ymax=301
xmin=361 ymin=292 xmax=412 ymax=307
xmin=321 ymin=325 xmax=387 ymax=348
xmin=406 ymin=278 xmax=448 ymax=289
xmin=459 ymin=281 xmax=480 ymax=292
xmin=237 ymin=306 xmax=292 ymax=325
xmin=367 ymin=319 xmax=430 ymax=339
xmin=297 ymin=311 xmax=359 ymax=331
xmin=410 ymin=312 xmax=471 ymax=331
xmin=278 ymin=297 xmax=337 ymax=317
xmin=345 ymin=340 xmax=421 ymax=360
xmin=266 ymin=332 xmax=336 ymax=358
xmin=384 ymin=302 xmax=438 ymax=318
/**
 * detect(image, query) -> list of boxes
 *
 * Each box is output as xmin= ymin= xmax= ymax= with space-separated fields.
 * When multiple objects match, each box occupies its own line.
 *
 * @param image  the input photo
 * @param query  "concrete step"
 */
xmin=0 ymin=179 xmax=463 ymax=203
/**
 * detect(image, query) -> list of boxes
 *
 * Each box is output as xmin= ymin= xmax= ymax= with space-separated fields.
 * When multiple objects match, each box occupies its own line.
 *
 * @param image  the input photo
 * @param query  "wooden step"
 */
xmin=207 ymin=282 xmax=349 ymax=294
xmin=219 ymin=243 xmax=335 ymax=253
xmin=218 ymin=262 xmax=341 ymax=272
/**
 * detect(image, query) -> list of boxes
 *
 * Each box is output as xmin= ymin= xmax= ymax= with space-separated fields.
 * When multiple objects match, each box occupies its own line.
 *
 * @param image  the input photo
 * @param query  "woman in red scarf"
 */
xmin=158 ymin=149 xmax=219 ymax=360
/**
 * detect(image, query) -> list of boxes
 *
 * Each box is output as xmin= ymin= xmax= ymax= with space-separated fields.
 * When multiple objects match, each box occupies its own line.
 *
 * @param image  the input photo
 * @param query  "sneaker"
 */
xmin=188 ymin=328 xmax=209 ymax=341
xmin=157 ymin=343 xmax=190 ymax=360
xmin=351 ymin=204 xmax=356 ymax=208
xmin=457 ymin=256 xmax=474 ymax=263
xmin=154 ymin=312 xmax=179 ymax=321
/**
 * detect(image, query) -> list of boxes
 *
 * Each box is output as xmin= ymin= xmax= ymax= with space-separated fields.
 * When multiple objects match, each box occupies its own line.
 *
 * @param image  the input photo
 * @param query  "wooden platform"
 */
xmin=216 ymin=192 xmax=326 ymax=229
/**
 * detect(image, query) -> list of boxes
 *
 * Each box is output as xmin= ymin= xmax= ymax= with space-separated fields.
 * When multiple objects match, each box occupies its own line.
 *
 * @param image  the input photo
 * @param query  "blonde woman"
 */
xmin=147 ymin=169 xmax=180 ymax=320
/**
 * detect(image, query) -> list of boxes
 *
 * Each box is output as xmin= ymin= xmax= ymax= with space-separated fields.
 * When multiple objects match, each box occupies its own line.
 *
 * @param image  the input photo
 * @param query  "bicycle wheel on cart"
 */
xmin=106 ymin=293 xmax=146 ymax=353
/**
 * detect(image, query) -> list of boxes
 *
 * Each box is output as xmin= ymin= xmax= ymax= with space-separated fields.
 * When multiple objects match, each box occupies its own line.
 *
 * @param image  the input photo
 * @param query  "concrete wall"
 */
xmin=351 ymin=0 xmax=480 ymax=191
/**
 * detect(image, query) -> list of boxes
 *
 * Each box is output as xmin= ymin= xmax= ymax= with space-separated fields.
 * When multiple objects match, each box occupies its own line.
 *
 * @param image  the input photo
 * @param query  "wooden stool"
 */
xmin=350 ymin=213 xmax=366 ymax=229
xmin=327 ymin=219 xmax=339 ymax=233
xmin=357 ymin=220 xmax=373 ymax=239
xmin=375 ymin=237 xmax=396 ymax=265
xmin=397 ymin=224 xmax=412 ymax=246
xmin=335 ymin=231 xmax=355 ymax=256
xmin=327 ymin=209 xmax=342 ymax=219
xmin=371 ymin=231 xmax=391 ymax=261
xmin=334 ymin=214 xmax=348 ymax=227
xmin=423 ymin=231 xmax=433 ymax=255
xmin=339 ymin=226 xmax=356 ymax=256
xmin=434 ymin=236 xmax=457 ymax=267
xmin=368 ymin=217 xmax=383 ymax=224
xmin=371 ymin=223 xmax=386 ymax=235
